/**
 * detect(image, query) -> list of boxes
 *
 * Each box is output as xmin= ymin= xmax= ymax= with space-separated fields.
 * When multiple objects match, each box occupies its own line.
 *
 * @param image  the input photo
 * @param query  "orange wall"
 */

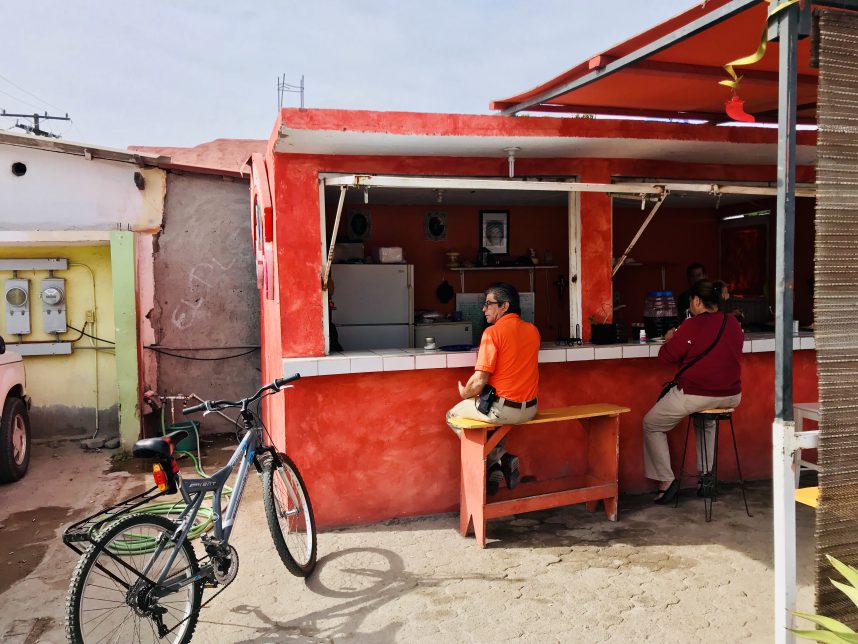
xmin=278 ymin=351 xmax=818 ymax=528
xmin=326 ymin=204 xmax=570 ymax=339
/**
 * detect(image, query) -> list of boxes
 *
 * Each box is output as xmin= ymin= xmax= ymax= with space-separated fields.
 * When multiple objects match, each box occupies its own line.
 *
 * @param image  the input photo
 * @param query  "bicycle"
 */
xmin=62 ymin=374 xmax=315 ymax=644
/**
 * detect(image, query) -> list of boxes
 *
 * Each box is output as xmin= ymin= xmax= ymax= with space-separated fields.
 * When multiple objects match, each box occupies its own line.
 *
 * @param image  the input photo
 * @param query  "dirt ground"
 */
xmin=0 ymin=437 xmax=817 ymax=643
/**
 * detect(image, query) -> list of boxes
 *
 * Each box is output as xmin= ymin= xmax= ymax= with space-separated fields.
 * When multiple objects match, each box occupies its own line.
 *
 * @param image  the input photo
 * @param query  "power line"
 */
xmin=0 ymin=87 xmax=43 ymax=111
xmin=0 ymin=73 xmax=66 ymax=113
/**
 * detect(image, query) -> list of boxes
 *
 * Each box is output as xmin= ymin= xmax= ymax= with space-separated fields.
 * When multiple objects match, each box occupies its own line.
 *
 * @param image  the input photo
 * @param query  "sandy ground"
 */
xmin=0 ymin=438 xmax=816 ymax=643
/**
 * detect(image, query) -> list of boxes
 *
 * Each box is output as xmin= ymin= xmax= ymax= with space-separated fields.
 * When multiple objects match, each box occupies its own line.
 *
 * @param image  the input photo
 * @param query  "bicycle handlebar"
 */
xmin=181 ymin=374 xmax=301 ymax=415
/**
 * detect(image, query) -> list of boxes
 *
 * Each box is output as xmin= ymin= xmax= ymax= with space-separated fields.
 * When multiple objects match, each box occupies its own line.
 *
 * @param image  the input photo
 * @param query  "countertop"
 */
xmin=283 ymin=332 xmax=816 ymax=378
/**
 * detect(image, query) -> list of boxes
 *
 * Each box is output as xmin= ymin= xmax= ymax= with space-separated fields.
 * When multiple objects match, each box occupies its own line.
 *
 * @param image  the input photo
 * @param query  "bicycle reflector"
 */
xmin=152 ymin=463 xmax=169 ymax=491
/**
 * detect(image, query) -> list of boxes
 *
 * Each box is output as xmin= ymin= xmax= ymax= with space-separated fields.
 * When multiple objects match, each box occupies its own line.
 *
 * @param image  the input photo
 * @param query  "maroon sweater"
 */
xmin=658 ymin=312 xmax=743 ymax=397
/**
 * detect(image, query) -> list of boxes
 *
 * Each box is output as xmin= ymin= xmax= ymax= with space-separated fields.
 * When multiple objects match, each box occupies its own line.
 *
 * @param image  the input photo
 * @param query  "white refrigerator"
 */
xmin=330 ymin=264 xmax=413 ymax=350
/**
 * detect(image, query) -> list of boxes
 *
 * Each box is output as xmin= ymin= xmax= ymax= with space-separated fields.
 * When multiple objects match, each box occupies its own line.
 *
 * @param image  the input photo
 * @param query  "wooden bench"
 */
xmin=448 ymin=403 xmax=631 ymax=548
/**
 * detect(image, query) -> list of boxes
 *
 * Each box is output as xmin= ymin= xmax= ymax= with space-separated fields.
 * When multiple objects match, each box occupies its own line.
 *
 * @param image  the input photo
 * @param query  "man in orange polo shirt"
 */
xmin=446 ymin=283 xmax=540 ymax=495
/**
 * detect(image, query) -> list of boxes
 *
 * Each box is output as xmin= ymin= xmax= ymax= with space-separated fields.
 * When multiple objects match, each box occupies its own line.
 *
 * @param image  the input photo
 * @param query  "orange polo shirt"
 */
xmin=475 ymin=313 xmax=540 ymax=402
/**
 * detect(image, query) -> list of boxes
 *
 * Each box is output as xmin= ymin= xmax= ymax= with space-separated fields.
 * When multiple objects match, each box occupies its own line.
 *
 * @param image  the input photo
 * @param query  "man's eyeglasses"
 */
xmin=483 ymin=300 xmax=500 ymax=308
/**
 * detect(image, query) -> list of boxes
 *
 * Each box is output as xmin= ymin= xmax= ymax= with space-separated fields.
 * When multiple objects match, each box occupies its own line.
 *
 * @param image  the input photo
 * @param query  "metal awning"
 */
xmin=490 ymin=0 xmax=833 ymax=123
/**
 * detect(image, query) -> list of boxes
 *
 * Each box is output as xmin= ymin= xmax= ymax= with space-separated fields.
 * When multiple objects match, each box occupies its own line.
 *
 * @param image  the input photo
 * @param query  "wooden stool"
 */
xmin=674 ymin=407 xmax=751 ymax=522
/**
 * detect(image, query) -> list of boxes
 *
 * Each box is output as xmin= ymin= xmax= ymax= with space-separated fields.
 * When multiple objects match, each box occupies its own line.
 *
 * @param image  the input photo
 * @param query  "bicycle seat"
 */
xmin=132 ymin=429 xmax=189 ymax=459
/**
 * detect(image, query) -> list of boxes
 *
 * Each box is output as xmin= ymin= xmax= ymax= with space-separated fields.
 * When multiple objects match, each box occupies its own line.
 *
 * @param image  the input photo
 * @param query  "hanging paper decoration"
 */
xmin=725 ymin=96 xmax=756 ymax=123
xmin=718 ymin=0 xmax=803 ymax=121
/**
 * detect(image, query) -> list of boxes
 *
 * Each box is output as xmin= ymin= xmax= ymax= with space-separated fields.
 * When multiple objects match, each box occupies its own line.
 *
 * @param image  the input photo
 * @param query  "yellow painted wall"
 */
xmin=0 ymin=245 xmax=117 ymax=424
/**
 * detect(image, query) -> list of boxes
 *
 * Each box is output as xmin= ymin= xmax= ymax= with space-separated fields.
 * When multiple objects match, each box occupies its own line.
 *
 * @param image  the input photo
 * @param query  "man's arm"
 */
xmin=458 ymin=370 xmax=490 ymax=399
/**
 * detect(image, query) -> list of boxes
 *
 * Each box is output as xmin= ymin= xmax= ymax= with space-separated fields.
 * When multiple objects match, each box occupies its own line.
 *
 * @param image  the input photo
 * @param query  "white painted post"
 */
xmin=773 ymin=417 xmax=797 ymax=643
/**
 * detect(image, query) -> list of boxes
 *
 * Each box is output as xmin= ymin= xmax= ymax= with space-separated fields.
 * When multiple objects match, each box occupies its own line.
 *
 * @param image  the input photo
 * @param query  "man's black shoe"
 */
xmin=487 ymin=462 xmax=504 ymax=496
xmin=500 ymin=453 xmax=520 ymax=490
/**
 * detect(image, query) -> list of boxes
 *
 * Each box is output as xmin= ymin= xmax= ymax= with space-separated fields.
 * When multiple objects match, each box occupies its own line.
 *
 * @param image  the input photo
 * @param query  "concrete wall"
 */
xmin=0 ymin=144 xmax=165 ymax=232
xmin=0 ymin=245 xmax=118 ymax=439
xmin=149 ymin=172 xmax=260 ymax=434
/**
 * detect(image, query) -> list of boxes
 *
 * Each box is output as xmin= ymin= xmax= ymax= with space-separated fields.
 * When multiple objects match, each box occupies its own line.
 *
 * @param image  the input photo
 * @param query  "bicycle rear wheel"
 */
xmin=262 ymin=453 xmax=317 ymax=576
xmin=65 ymin=513 xmax=201 ymax=644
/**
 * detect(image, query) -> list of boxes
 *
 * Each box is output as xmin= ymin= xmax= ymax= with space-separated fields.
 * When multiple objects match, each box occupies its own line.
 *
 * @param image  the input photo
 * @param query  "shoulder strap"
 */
xmin=672 ymin=313 xmax=729 ymax=382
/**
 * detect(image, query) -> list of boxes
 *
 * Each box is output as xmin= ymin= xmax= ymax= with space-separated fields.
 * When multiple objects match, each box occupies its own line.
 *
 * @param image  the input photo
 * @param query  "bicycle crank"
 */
xmin=212 ymin=544 xmax=239 ymax=586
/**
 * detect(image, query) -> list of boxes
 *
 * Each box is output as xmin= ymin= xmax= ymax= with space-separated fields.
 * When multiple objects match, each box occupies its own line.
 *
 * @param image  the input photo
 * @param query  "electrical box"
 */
xmin=4 ymin=279 xmax=31 ymax=335
xmin=40 ymin=277 xmax=67 ymax=333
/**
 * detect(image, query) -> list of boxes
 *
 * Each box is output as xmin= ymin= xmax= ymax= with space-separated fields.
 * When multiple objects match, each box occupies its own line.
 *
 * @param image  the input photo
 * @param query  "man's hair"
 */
xmin=686 ymin=262 xmax=706 ymax=279
xmin=486 ymin=282 xmax=521 ymax=315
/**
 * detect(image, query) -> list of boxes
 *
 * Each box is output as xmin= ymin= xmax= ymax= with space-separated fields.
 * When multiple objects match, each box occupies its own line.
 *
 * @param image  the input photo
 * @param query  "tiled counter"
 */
xmin=283 ymin=333 xmax=816 ymax=378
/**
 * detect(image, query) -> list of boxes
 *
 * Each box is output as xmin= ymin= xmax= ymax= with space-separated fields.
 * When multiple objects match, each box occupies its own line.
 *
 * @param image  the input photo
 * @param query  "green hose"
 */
xmin=106 ymin=405 xmax=232 ymax=554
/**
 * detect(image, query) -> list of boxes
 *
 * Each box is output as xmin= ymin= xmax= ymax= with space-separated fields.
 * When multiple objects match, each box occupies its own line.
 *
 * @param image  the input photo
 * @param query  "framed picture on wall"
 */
xmin=719 ymin=218 xmax=769 ymax=297
xmin=480 ymin=210 xmax=509 ymax=255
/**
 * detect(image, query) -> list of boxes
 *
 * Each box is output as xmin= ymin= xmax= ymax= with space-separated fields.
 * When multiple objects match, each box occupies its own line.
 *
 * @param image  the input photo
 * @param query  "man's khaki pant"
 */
xmin=446 ymin=398 xmax=537 ymax=465
xmin=642 ymin=386 xmax=742 ymax=482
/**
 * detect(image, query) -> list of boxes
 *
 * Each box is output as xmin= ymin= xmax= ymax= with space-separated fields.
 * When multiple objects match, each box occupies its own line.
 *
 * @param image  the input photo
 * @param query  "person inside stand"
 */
xmin=642 ymin=279 xmax=744 ymax=504
xmin=676 ymin=263 xmax=707 ymax=319
xmin=446 ymin=283 xmax=539 ymax=495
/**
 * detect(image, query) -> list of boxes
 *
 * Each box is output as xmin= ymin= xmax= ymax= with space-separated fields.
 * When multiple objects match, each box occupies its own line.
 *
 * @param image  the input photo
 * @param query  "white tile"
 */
xmin=649 ymin=345 xmax=662 ymax=358
xmin=447 ymin=352 xmax=477 ymax=368
xmin=594 ymin=346 xmax=623 ymax=360
xmin=793 ymin=337 xmax=802 ymax=351
xmin=752 ymin=338 xmax=776 ymax=353
xmin=350 ymin=355 xmax=383 ymax=373
xmin=282 ymin=359 xmax=318 ymax=378
xmin=316 ymin=355 xmax=351 ymax=376
xmin=538 ymin=348 xmax=567 ymax=363
xmin=383 ymin=355 xmax=415 ymax=371
xmin=622 ymin=344 xmax=651 ymax=359
xmin=415 ymin=353 xmax=447 ymax=370
xmin=800 ymin=336 xmax=816 ymax=350
xmin=743 ymin=340 xmax=753 ymax=354
xmin=566 ymin=346 xmax=595 ymax=361
xmin=370 ymin=348 xmax=409 ymax=356
xmin=340 ymin=351 xmax=380 ymax=358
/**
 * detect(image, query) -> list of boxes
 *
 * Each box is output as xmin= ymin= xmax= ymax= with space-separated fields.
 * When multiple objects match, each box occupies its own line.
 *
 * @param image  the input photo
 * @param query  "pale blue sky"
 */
xmin=1 ymin=1 xmax=697 ymax=149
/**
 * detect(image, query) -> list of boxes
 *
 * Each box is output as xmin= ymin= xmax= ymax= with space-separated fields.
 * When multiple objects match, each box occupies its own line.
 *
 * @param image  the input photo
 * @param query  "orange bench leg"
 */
xmin=460 ymin=427 xmax=488 ymax=548
xmin=582 ymin=415 xmax=620 ymax=522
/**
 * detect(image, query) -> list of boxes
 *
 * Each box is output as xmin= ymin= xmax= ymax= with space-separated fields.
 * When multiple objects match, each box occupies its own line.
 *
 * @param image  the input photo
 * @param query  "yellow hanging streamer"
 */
xmin=719 ymin=0 xmax=802 ymax=92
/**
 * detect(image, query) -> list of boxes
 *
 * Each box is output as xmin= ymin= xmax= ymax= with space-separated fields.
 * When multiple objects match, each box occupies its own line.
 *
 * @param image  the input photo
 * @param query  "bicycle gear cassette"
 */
xmin=212 ymin=545 xmax=239 ymax=586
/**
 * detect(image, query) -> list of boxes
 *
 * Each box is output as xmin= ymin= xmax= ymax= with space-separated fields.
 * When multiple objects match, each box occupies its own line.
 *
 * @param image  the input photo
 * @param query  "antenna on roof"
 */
xmin=277 ymin=74 xmax=304 ymax=110
xmin=1 ymin=110 xmax=71 ymax=138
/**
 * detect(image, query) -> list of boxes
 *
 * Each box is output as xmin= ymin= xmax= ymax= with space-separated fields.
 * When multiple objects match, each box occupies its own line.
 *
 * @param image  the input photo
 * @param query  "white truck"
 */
xmin=0 ymin=337 xmax=31 ymax=482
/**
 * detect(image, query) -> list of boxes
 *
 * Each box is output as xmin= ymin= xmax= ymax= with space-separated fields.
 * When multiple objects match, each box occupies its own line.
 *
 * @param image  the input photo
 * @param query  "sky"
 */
xmin=1 ymin=1 xmax=698 ymax=150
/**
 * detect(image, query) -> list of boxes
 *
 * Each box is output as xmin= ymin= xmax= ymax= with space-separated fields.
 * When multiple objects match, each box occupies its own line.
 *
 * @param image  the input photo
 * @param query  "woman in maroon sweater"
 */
xmin=643 ymin=280 xmax=744 ymax=504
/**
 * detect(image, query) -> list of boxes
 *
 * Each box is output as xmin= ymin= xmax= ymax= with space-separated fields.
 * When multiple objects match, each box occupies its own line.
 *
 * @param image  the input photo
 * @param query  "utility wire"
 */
xmin=146 ymin=347 xmax=259 ymax=361
xmin=67 ymin=323 xmax=115 ymax=345
xmin=0 ymin=73 xmax=67 ymax=113
xmin=0 ymin=87 xmax=43 ymax=111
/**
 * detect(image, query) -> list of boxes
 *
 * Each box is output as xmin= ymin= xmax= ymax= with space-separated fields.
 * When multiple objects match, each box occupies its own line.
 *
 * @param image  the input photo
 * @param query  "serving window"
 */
xmin=319 ymin=174 xmax=583 ymax=355
xmin=610 ymin=180 xmax=816 ymax=339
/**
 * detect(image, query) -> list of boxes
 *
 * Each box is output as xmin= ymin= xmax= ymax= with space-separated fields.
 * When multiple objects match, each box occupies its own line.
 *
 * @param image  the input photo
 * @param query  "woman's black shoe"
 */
xmin=654 ymin=479 xmax=680 ymax=505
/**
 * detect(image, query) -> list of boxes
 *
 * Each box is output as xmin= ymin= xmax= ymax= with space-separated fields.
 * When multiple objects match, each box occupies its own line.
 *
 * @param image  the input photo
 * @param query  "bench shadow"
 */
xmin=479 ymin=479 xmax=817 ymax=587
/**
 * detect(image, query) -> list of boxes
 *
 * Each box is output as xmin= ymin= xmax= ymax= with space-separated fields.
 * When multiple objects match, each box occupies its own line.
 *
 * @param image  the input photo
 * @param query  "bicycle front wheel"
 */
xmin=262 ymin=453 xmax=317 ymax=576
xmin=65 ymin=513 xmax=201 ymax=644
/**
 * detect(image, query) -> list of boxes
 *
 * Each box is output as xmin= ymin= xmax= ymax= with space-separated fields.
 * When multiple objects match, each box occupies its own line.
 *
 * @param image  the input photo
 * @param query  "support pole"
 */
xmin=321 ymin=185 xmax=348 ymax=291
xmin=771 ymin=1 xmax=799 ymax=642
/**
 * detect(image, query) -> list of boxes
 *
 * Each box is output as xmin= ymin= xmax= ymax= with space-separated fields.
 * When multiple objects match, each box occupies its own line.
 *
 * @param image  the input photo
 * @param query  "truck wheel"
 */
xmin=0 ymin=397 xmax=30 ymax=483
